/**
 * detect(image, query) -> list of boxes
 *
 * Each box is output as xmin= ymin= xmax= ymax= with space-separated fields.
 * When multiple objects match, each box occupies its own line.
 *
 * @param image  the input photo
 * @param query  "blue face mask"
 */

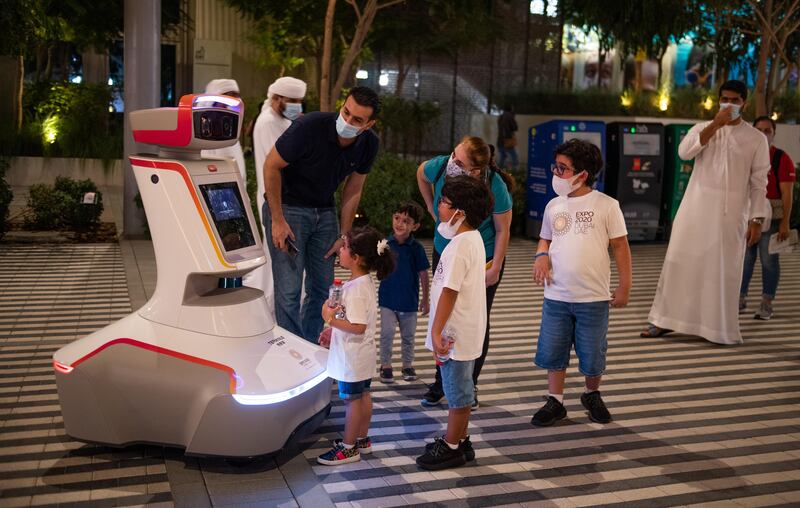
xmin=336 ymin=114 xmax=362 ymax=139
xmin=283 ymin=102 xmax=302 ymax=120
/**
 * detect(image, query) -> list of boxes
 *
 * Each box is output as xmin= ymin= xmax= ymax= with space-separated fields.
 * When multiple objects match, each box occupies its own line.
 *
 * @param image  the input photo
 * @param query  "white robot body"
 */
xmin=53 ymin=95 xmax=331 ymax=457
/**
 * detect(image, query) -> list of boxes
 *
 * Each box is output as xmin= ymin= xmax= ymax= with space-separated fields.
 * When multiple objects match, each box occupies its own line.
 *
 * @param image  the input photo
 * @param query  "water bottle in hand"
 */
xmin=435 ymin=326 xmax=456 ymax=366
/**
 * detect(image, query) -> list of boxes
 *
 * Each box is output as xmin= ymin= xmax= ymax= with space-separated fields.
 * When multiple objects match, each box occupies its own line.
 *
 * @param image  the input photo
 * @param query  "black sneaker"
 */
xmin=425 ymin=435 xmax=475 ymax=462
xmin=581 ymin=390 xmax=612 ymax=424
xmin=332 ymin=436 xmax=372 ymax=454
xmin=471 ymin=385 xmax=479 ymax=410
xmin=402 ymin=367 xmax=417 ymax=381
xmin=530 ymin=396 xmax=567 ymax=427
xmin=379 ymin=367 xmax=394 ymax=384
xmin=420 ymin=385 xmax=444 ymax=407
xmin=416 ymin=437 xmax=466 ymax=470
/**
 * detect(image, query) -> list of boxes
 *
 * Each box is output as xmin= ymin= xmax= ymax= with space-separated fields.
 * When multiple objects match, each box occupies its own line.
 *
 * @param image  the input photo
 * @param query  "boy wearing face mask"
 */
xmin=530 ymin=139 xmax=632 ymax=427
xmin=417 ymin=176 xmax=492 ymax=470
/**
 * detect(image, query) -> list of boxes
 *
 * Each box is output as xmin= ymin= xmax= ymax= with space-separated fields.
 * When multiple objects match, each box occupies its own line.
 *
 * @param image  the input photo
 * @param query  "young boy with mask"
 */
xmin=530 ymin=139 xmax=632 ymax=427
xmin=416 ymin=175 xmax=492 ymax=470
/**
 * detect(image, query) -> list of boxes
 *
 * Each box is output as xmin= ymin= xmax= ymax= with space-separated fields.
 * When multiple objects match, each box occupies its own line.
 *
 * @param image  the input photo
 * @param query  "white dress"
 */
xmin=648 ymin=121 xmax=770 ymax=345
xmin=244 ymin=104 xmax=293 ymax=316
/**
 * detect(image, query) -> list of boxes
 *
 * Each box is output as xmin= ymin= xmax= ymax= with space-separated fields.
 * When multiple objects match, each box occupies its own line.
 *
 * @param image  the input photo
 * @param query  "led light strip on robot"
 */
xmin=129 ymin=157 xmax=235 ymax=269
xmin=53 ymin=338 xmax=329 ymax=406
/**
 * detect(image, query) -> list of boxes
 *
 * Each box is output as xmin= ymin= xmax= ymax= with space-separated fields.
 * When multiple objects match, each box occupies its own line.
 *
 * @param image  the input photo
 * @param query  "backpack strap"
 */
xmin=771 ymin=149 xmax=784 ymax=198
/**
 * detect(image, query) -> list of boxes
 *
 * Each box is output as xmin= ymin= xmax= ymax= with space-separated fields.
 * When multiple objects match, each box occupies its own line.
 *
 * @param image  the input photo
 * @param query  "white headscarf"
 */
xmin=267 ymin=77 xmax=307 ymax=100
xmin=205 ymin=79 xmax=240 ymax=95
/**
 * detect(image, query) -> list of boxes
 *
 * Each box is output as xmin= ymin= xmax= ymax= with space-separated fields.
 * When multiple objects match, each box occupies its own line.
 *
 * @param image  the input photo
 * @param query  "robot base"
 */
xmin=54 ymin=314 xmax=332 ymax=458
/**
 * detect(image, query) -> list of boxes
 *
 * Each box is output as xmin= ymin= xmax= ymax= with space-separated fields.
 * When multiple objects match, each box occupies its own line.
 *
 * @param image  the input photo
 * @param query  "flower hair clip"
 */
xmin=377 ymin=239 xmax=389 ymax=255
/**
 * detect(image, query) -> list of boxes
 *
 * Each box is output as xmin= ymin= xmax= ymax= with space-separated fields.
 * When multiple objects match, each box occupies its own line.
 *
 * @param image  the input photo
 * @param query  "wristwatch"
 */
xmin=750 ymin=217 xmax=764 ymax=225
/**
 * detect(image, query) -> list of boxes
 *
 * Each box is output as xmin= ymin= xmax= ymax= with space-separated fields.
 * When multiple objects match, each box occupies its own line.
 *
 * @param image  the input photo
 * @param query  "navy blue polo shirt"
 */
xmin=378 ymin=235 xmax=430 ymax=312
xmin=274 ymin=112 xmax=379 ymax=208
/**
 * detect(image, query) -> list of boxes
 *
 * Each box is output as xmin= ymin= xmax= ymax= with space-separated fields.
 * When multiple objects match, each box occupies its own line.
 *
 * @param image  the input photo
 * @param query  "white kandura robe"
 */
xmin=243 ymin=104 xmax=293 ymax=317
xmin=648 ymin=120 xmax=770 ymax=345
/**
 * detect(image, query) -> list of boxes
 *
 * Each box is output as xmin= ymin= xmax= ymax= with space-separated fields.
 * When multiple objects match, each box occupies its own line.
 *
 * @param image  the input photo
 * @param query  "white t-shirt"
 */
xmin=540 ymin=190 xmax=628 ymax=303
xmin=425 ymin=230 xmax=486 ymax=361
xmin=326 ymin=274 xmax=378 ymax=382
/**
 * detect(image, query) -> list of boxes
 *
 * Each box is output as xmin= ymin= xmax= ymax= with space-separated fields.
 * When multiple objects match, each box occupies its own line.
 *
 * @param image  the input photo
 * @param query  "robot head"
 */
xmin=130 ymin=94 xmax=243 ymax=151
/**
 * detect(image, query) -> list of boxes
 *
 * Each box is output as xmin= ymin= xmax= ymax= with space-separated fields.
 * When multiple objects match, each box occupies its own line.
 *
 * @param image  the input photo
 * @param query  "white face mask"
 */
xmin=446 ymin=155 xmax=468 ymax=177
xmin=552 ymin=172 xmax=585 ymax=197
xmin=336 ymin=113 xmax=361 ymax=138
xmin=720 ymin=103 xmax=741 ymax=120
xmin=437 ymin=212 xmax=465 ymax=239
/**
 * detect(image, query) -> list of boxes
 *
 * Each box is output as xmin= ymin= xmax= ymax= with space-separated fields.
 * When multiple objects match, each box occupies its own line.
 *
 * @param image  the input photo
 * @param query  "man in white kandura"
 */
xmin=641 ymin=80 xmax=771 ymax=345
xmin=201 ymin=79 xmax=246 ymax=182
xmin=245 ymin=76 xmax=307 ymax=315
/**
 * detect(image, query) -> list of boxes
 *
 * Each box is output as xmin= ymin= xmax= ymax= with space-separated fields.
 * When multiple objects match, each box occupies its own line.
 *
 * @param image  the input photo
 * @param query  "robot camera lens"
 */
xmin=151 ymin=174 xmax=159 ymax=184
xmin=200 ymin=114 xmax=211 ymax=137
xmin=222 ymin=117 xmax=232 ymax=137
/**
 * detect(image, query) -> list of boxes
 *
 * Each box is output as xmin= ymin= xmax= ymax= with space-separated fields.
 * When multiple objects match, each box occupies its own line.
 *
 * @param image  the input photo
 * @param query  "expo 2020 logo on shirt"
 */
xmin=552 ymin=211 xmax=572 ymax=236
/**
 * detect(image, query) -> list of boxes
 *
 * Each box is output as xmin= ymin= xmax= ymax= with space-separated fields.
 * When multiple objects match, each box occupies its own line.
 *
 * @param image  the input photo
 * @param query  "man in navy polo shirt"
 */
xmin=262 ymin=86 xmax=380 ymax=342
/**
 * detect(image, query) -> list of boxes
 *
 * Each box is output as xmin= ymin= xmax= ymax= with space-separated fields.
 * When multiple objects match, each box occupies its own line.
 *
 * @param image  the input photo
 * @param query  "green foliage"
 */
xmin=377 ymin=95 xmax=441 ymax=154
xmin=2 ymin=81 xmax=122 ymax=158
xmin=25 ymin=176 xmax=103 ymax=232
xmin=774 ymin=91 xmax=800 ymax=124
xmin=0 ymin=158 xmax=13 ymax=239
xmin=348 ymin=153 xmax=432 ymax=237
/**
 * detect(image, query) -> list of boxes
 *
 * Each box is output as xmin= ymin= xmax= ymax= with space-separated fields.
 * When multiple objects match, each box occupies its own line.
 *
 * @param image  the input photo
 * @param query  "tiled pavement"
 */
xmin=1 ymin=239 xmax=799 ymax=507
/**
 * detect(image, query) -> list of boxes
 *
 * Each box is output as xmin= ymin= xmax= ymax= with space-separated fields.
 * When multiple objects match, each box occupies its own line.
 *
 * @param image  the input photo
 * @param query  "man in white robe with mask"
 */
xmin=642 ymin=80 xmax=770 ymax=345
xmin=244 ymin=76 xmax=307 ymax=316
xmin=201 ymin=79 xmax=246 ymax=182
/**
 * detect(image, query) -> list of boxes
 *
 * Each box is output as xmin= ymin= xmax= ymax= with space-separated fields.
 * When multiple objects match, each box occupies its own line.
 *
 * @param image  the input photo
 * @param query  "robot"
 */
xmin=52 ymin=93 xmax=331 ymax=457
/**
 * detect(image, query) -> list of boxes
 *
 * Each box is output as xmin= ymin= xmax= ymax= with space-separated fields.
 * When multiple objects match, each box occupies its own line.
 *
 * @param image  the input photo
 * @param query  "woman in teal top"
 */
xmin=416 ymin=135 xmax=514 ymax=409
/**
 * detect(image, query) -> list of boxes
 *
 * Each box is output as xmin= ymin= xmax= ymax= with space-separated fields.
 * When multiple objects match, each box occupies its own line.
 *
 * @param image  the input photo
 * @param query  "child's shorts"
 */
xmin=441 ymin=359 xmax=475 ymax=409
xmin=534 ymin=298 xmax=609 ymax=377
xmin=337 ymin=379 xmax=372 ymax=400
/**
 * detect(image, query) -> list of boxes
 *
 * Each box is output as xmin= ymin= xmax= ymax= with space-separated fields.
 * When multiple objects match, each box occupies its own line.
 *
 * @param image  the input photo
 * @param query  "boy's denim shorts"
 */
xmin=534 ymin=298 xmax=609 ymax=377
xmin=441 ymin=359 xmax=475 ymax=409
xmin=338 ymin=379 xmax=372 ymax=400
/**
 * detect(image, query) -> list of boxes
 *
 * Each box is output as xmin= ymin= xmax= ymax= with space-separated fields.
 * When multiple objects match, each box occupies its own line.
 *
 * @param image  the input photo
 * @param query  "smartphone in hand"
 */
xmin=286 ymin=238 xmax=300 ymax=260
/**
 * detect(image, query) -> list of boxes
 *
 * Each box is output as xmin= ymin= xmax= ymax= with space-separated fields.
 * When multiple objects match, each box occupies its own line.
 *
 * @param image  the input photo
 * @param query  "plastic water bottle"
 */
xmin=435 ymin=326 xmax=456 ymax=366
xmin=328 ymin=279 xmax=346 ymax=319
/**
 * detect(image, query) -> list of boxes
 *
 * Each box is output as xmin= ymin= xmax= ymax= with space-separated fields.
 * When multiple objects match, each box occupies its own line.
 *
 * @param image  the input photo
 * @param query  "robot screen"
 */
xmin=199 ymin=182 xmax=256 ymax=252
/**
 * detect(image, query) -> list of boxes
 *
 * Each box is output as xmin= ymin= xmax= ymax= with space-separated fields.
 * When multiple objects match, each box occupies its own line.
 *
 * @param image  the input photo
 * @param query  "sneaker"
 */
xmin=317 ymin=443 xmax=361 ymax=465
xmin=416 ymin=437 xmax=466 ymax=470
xmin=530 ymin=396 xmax=567 ymax=427
xmin=739 ymin=296 xmax=747 ymax=314
xmin=425 ymin=435 xmax=475 ymax=462
xmin=402 ymin=367 xmax=417 ymax=381
xmin=379 ymin=367 xmax=394 ymax=384
xmin=471 ymin=385 xmax=479 ymax=410
xmin=754 ymin=302 xmax=773 ymax=321
xmin=420 ymin=385 xmax=445 ymax=407
xmin=332 ymin=436 xmax=372 ymax=454
xmin=581 ymin=390 xmax=612 ymax=424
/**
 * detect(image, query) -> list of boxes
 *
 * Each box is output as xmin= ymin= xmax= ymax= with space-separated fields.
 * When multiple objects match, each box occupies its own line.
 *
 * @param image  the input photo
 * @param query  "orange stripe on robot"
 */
xmin=129 ymin=157 xmax=236 ymax=269
xmin=132 ymin=95 xmax=194 ymax=146
xmin=68 ymin=338 xmax=238 ymax=394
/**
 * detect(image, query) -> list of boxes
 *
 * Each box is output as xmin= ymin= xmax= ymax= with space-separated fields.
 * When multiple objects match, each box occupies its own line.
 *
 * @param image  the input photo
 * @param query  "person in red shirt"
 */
xmin=740 ymin=116 xmax=796 ymax=320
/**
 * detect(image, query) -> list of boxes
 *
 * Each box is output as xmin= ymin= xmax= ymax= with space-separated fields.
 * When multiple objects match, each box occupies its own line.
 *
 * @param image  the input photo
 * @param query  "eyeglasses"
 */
xmin=551 ymin=162 xmax=577 ymax=177
xmin=437 ymin=196 xmax=453 ymax=207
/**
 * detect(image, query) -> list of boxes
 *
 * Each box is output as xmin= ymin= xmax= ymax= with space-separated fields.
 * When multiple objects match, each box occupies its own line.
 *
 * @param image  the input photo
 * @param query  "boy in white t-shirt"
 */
xmin=416 ymin=175 xmax=492 ymax=470
xmin=531 ymin=139 xmax=632 ymax=427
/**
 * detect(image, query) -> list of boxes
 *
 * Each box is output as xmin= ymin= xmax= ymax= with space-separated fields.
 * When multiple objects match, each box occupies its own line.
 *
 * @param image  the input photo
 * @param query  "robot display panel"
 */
xmin=194 ymin=110 xmax=240 ymax=141
xmin=199 ymin=182 xmax=256 ymax=252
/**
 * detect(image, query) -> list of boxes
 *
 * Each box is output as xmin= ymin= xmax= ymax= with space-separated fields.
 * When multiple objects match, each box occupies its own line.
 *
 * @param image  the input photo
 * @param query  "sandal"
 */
xmin=640 ymin=324 xmax=673 ymax=338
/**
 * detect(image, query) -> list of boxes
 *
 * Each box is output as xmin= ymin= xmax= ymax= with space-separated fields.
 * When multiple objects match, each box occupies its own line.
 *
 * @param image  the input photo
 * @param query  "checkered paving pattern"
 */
xmin=0 ymin=244 xmax=173 ymax=508
xmin=304 ymin=240 xmax=800 ymax=508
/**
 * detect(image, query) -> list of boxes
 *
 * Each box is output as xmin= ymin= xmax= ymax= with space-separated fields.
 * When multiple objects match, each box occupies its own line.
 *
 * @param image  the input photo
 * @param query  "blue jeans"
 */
xmin=379 ymin=307 xmax=417 ymax=366
xmin=338 ymin=379 xmax=372 ymax=400
xmin=497 ymin=145 xmax=518 ymax=170
xmin=263 ymin=203 xmax=338 ymax=342
xmin=534 ymin=298 xmax=609 ymax=377
xmin=741 ymin=219 xmax=780 ymax=299
xmin=441 ymin=359 xmax=475 ymax=409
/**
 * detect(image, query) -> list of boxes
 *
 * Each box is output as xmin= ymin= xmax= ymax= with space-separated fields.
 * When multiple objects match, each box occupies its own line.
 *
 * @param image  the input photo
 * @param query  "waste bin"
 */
xmin=526 ymin=120 xmax=606 ymax=238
